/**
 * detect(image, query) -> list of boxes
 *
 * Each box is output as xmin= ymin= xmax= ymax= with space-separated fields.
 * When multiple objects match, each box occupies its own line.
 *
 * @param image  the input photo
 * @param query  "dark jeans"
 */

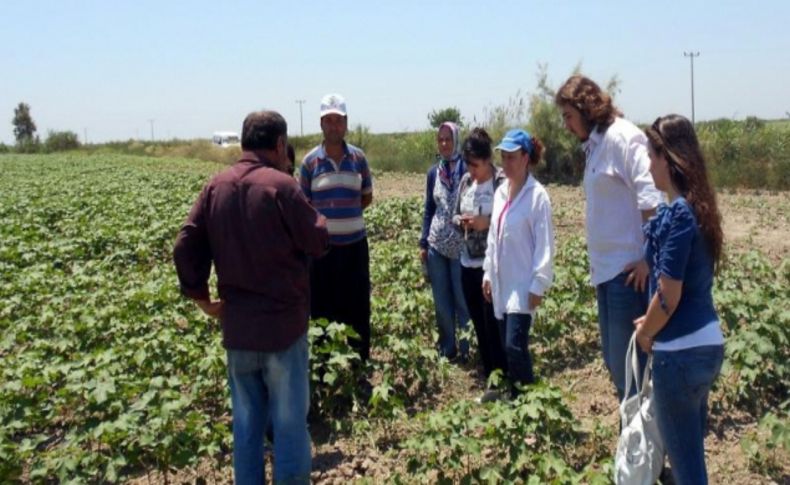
xmin=311 ymin=237 xmax=371 ymax=362
xmin=497 ymin=313 xmax=534 ymax=394
xmin=461 ymin=265 xmax=507 ymax=378
xmin=653 ymin=345 xmax=724 ymax=485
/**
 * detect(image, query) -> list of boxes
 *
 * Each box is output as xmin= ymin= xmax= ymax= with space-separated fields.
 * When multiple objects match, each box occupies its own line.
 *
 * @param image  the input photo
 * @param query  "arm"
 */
xmin=360 ymin=155 xmax=373 ymax=210
xmin=625 ymin=135 xmax=663 ymax=213
xmin=279 ymin=183 xmax=330 ymax=259
xmin=528 ymin=193 xmax=555 ymax=309
xmin=419 ymin=166 xmax=437 ymax=251
xmin=452 ymin=175 xmax=466 ymax=227
xmin=361 ymin=193 xmax=373 ymax=209
xmin=298 ymin=158 xmax=313 ymax=203
xmin=634 ymin=275 xmax=682 ymax=351
xmin=173 ymin=185 xmax=221 ymax=317
xmin=622 ymin=136 xmax=661 ymax=289
xmin=481 ymin=194 xmax=499 ymax=303
xmin=633 ymin=202 xmax=695 ymax=352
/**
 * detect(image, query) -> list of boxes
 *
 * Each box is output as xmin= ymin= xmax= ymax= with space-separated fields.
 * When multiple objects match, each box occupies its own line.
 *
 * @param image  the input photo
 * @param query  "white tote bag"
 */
xmin=614 ymin=335 xmax=664 ymax=485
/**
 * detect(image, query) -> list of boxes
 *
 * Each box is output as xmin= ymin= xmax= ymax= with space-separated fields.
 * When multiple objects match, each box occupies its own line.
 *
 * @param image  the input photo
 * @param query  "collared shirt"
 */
xmin=582 ymin=117 xmax=663 ymax=286
xmin=173 ymin=151 xmax=329 ymax=352
xmin=644 ymin=197 xmax=721 ymax=345
xmin=482 ymin=176 xmax=555 ymax=319
xmin=299 ymin=142 xmax=373 ymax=245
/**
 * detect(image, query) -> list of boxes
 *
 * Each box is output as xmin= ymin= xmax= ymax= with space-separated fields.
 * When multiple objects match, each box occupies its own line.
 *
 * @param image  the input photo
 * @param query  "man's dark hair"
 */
xmin=241 ymin=111 xmax=287 ymax=150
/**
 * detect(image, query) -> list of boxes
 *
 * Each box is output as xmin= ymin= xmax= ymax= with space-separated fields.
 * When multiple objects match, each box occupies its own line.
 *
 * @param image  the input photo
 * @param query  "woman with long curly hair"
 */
xmin=635 ymin=114 xmax=725 ymax=484
xmin=555 ymin=75 xmax=663 ymax=401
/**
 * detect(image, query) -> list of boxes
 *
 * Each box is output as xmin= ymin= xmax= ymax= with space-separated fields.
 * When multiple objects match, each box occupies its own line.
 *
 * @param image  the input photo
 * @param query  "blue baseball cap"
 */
xmin=495 ymin=129 xmax=534 ymax=154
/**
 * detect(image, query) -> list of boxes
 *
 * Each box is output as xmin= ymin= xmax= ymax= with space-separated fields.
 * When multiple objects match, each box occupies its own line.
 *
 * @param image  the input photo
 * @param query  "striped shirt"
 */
xmin=299 ymin=142 xmax=373 ymax=245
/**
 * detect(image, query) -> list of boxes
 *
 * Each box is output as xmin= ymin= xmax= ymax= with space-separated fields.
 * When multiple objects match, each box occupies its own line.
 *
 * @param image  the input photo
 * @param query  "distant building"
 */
xmin=212 ymin=131 xmax=240 ymax=148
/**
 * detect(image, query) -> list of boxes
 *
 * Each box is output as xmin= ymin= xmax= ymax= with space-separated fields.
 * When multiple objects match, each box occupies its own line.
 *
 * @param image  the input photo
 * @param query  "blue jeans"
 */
xmin=653 ymin=345 xmax=724 ymax=485
xmin=427 ymin=247 xmax=470 ymax=358
xmin=227 ymin=334 xmax=311 ymax=485
xmin=497 ymin=313 xmax=534 ymax=393
xmin=596 ymin=272 xmax=648 ymax=400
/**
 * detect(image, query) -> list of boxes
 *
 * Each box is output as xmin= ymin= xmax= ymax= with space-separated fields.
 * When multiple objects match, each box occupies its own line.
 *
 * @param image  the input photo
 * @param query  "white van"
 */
xmin=212 ymin=131 xmax=240 ymax=148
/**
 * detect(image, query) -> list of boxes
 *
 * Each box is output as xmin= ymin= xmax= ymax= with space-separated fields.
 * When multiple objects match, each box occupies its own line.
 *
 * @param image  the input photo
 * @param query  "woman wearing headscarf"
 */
xmin=420 ymin=121 xmax=471 ymax=361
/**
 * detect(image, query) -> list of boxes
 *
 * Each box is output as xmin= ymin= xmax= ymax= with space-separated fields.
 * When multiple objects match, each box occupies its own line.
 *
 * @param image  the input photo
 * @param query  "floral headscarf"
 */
xmin=437 ymin=121 xmax=464 ymax=190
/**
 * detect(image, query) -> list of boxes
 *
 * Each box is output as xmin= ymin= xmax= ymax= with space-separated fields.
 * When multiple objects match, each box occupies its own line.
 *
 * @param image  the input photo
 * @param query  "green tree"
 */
xmin=428 ymin=106 xmax=463 ymax=128
xmin=12 ymin=102 xmax=37 ymax=143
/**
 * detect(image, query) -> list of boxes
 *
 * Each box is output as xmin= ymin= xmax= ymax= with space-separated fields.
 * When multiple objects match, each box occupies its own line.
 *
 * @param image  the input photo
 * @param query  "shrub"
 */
xmin=15 ymin=136 xmax=41 ymax=153
xmin=698 ymin=120 xmax=790 ymax=191
xmin=44 ymin=130 xmax=80 ymax=152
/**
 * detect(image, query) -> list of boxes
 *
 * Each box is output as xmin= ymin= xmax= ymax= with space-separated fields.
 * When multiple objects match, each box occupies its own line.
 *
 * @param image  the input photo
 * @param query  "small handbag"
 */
xmin=614 ymin=335 xmax=664 ymax=485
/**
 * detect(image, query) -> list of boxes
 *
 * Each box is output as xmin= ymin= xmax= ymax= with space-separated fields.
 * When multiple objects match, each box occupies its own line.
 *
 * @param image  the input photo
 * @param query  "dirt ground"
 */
xmin=135 ymin=173 xmax=787 ymax=484
xmin=373 ymin=172 xmax=790 ymax=262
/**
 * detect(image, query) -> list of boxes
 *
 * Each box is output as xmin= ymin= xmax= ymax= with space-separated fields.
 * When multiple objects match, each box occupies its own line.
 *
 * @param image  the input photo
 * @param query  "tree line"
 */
xmin=3 ymin=102 xmax=80 ymax=154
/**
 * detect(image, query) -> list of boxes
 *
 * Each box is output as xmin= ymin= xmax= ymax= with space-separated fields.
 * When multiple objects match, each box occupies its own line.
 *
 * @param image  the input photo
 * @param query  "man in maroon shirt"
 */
xmin=174 ymin=110 xmax=328 ymax=484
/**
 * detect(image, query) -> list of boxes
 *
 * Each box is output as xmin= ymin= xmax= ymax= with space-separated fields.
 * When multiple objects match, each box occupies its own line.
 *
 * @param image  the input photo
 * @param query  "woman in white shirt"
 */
xmin=555 ymin=75 xmax=662 ymax=400
xmin=482 ymin=129 xmax=555 ymax=397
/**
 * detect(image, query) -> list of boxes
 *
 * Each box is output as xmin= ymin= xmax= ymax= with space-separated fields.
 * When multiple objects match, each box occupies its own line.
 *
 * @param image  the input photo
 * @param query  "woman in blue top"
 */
xmin=635 ymin=114 xmax=725 ymax=485
xmin=420 ymin=122 xmax=471 ymax=360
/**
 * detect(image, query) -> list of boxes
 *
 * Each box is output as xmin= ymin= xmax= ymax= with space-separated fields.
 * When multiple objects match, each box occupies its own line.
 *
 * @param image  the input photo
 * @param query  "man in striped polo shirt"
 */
xmin=299 ymin=93 xmax=373 ymax=362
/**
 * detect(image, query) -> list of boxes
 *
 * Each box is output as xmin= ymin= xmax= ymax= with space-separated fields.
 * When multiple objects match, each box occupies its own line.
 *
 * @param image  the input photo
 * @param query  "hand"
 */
xmin=196 ymin=299 xmax=224 ymax=318
xmin=468 ymin=215 xmax=490 ymax=232
xmin=624 ymin=260 xmax=649 ymax=293
xmin=528 ymin=293 xmax=543 ymax=311
xmin=419 ymin=248 xmax=428 ymax=264
xmin=482 ymin=280 xmax=492 ymax=303
xmin=633 ymin=315 xmax=653 ymax=353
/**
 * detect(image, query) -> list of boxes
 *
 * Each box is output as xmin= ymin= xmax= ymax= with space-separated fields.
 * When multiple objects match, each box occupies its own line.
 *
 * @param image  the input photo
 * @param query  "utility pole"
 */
xmin=684 ymin=51 xmax=700 ymax=124
xmin=148 ymin=119 xmax=155 ymax=141
xmin=83 ymin=127 xmax=88 ymax=145
xmin=295 ymin=99 xmax=306 ymax=136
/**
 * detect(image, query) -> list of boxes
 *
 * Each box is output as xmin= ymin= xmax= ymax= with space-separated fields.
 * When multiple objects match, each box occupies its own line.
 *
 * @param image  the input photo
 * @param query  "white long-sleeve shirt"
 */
xmin=483 ymin=175 xmax=554 ymax=319
xmin=582 ymin=117 xmax=663 ymax=286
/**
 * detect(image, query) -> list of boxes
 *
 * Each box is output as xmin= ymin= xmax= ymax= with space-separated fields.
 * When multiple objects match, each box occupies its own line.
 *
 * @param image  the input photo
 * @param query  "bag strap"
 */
xmin=622 ymin=335 xmax=637 ymax=404
xmin=622 ymin=334 xmax=653 ymax=405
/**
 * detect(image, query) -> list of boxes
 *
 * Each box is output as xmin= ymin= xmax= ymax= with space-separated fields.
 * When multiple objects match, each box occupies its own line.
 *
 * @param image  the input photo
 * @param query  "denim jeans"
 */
xmin=596 ymin=272 xmax=648 ymax=400
xmin=227 ymin=334 xmax=311 ymax=485
xmin=427 ymin=246 xmax=470 ymax=358
xmin=653 ymin=345 xmax=724 ymax=485
xmin=497 ymin=313 xmax=534 ymax=393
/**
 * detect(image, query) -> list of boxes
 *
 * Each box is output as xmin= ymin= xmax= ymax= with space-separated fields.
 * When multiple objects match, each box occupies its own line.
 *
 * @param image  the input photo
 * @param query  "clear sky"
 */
xmin=2 ymin=0 xmax=789 ymax=144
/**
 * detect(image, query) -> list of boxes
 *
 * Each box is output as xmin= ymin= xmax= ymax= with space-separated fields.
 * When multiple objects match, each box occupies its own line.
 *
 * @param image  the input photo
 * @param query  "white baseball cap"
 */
xmin=320 ymin=93 xmax=347 ymax=117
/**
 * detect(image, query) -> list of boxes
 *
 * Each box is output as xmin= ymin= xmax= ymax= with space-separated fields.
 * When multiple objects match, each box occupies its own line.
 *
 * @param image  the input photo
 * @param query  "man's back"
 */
xmin=174 ymin=152 xmax=328 ymax=352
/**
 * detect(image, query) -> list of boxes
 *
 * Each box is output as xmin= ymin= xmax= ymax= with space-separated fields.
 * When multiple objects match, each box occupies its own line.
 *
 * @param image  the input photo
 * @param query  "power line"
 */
xmin=295 ymin=99 xmax=306 ymax=137
xmin=683 ymin=51 xmax=700 ymax=124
